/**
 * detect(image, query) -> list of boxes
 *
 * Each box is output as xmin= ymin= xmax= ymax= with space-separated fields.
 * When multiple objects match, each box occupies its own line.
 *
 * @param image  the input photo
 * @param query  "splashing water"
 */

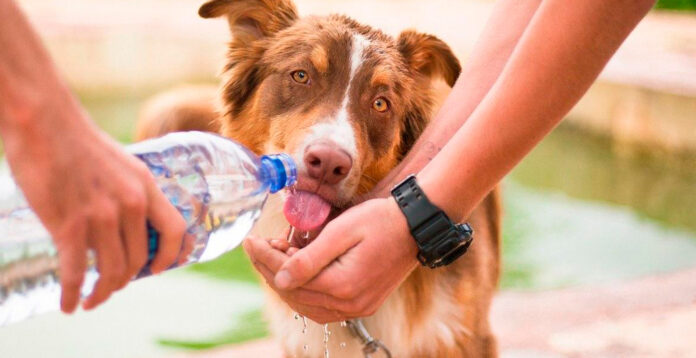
xmin=323 ymin=323 xmax=331 ymax=358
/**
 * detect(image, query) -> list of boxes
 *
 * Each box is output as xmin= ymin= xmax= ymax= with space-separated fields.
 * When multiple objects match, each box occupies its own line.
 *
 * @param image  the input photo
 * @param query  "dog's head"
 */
xmin=200 ymin=0 xmax=460 ymax=232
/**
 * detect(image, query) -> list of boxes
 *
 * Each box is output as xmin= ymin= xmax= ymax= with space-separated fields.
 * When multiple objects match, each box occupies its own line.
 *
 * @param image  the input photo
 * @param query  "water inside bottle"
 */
xmin=0 ymin=143 xmax=267 ymax=326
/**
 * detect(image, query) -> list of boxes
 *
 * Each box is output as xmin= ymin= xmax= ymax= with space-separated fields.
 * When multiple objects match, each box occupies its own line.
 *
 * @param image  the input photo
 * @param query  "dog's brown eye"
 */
xmin=291 ymin=70 xmax=309 ymax=84
xmin=372 ymin=97 xmax=389 ymax=112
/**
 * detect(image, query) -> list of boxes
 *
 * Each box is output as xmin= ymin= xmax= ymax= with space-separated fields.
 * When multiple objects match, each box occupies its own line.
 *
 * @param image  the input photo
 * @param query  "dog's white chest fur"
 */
xmin=266 ymin=280 xmax=467 ymax=357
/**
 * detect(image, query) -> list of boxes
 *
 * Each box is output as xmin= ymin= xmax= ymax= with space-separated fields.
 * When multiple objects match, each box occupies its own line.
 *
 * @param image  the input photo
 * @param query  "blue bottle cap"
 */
xmin=261 ymin=154 xmax=297 ymax=193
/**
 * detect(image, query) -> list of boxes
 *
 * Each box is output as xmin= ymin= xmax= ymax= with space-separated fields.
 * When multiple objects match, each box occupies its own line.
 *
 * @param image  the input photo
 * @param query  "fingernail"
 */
xmin=275 ymin=270 xmax=292 ymax=290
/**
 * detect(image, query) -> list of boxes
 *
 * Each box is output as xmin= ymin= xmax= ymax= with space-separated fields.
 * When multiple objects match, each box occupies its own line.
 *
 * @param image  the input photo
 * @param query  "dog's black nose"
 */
xmin=304 ymin=142 xmax=353 ymax=184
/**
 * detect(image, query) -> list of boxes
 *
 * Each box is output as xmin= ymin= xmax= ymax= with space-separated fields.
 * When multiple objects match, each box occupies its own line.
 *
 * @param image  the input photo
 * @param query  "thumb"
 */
xmin=274 ymin=218 xmax=356 ymax=290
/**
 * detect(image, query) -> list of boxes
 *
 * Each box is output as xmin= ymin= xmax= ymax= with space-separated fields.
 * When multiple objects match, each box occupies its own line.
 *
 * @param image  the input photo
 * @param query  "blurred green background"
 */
xmin=1 ymin=0 xmax=695 ymax=357
xmin=656 ymin=0 xmax=696 ymax=10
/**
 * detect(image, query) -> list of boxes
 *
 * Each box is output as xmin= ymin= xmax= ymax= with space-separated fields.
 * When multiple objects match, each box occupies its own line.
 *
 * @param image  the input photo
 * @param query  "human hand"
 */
xmin=1 ymin=101 xmax=187 ymax=313
xmin=244 ymin=197 xmax=418 ymax=323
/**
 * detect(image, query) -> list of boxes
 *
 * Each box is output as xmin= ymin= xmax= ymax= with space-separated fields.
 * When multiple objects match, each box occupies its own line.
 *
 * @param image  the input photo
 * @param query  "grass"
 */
xmin=157 ymin=309 xmax=268 ymax=350
xmin=656 ymin=0 xmax=696 ymax=10
xmin=185 ymin=247 xmax=260 ymax=284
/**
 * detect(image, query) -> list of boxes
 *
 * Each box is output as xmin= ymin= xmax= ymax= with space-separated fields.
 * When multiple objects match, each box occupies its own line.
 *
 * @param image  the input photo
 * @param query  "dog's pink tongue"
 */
xmin=283 ymin=191 xmax=332 ymax=231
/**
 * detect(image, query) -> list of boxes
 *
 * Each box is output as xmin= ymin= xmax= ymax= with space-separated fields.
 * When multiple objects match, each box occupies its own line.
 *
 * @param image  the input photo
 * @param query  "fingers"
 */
xmin=146 ymin=182 xmax=186 ymax=274
xmin=270 ymin=238 xmax=290 ymax=252
xmin=274 ymin=219 xmax=357 ymax=290
xmin=245 ymin=237 xmax=331 ymax=292
xmin=120 ymin=190 xmax=148 ymax=282
xmin=83 ymin=203 xmax=127 ymax=310
xmin=177 ymin=232 xmax=196 ymax=266
xmin=245 ymin=238 xmax=289 ymax=272
xmin=55 ymin=221 xmax=88 ymax=314
xmin=254 ymin=261 xmax=344 ymax=323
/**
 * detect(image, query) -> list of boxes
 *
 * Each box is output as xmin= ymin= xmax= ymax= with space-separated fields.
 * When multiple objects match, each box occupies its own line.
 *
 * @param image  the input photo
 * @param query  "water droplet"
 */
xmin=340 ymin=321 xmax=347 ymax=327
xmin=302 ymin=316 xmax=308 ymax=334
xmin=303 ymin=344 xmax=308 ymax=351
xmin=323 ymin=323 xmax=331 ymax=358
xmin=294 ymin=313 xmax=299 ymax=320
xmin=303 ymin=231 xmax=310 ymax=239
xmin=340 ymin=342 xmax=346 ymax=348
xmin=287 ymin=225 xmax=296 ymax=243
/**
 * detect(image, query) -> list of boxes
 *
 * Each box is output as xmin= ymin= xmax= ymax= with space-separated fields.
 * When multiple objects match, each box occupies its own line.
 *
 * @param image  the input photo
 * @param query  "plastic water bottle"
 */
xmin=0 ymin=131 xmax=296 ymax=327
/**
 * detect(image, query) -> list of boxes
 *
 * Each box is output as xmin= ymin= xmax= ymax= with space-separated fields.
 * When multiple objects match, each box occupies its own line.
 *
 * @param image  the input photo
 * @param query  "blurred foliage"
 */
xmin=510 ymin=124 xmax=696 ymax=235
xmin=186 ymin=247 xmax=260 ymax=283
xmin=157 ymin=309 xmax=268 ymax=350
xmin=655 ymin=0 xmax=696 ymax=10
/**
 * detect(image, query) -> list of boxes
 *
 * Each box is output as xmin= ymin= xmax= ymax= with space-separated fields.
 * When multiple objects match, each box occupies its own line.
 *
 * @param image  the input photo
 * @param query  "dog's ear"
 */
xmin=396 ymin=31 xmax=460 ymax=158
xmin=199 ymin=0 xmax=297 ymax=120
xmin=199 ymin=0 xmax=298 ymax=43
xmin=397 ymin=30 xmax=461 ymax=87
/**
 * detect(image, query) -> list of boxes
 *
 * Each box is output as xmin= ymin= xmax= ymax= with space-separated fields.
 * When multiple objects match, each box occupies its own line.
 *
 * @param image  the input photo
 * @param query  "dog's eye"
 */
xmin=372 ymin=97 xmax=389 ymax=112
xmin=291 ymin=70 xmax=310 ymax=84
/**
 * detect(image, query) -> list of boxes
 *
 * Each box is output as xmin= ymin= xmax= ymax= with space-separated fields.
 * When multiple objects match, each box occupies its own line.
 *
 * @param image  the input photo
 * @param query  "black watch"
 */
xmin=391 ymin=174 xmax=473 ymax=268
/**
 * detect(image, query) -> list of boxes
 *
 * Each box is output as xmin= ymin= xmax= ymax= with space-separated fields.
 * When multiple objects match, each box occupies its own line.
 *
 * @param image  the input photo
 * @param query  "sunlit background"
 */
xmin=1 ymin=0 xmax=695 ymax=357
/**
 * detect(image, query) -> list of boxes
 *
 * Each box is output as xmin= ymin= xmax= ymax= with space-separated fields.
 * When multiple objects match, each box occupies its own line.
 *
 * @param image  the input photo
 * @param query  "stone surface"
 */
xmin=178 ymin=268 xmax=696 ymax=357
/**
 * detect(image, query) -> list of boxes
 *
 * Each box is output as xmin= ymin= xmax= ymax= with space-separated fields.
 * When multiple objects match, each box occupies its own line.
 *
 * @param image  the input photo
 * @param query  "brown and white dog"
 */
xmin=136 ymin=0 xmax=501 ymax=356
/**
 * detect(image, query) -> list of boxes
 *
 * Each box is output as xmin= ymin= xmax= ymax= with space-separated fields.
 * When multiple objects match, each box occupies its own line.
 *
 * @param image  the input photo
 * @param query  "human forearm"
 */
xmin=0 ymin=0 xmax=89 ymax=137
xmin=419 ymin=0 xmax=656 ymax=222
xmin=370 ymin=0 xmax=542 ymax=196
xmin=0 ymin=0 xmax=187 ymax=312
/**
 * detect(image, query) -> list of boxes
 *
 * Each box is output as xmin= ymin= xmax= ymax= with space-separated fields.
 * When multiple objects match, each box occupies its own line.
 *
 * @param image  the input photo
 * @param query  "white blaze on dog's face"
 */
xmin=199 ymin=0 xmax=461 ymax=231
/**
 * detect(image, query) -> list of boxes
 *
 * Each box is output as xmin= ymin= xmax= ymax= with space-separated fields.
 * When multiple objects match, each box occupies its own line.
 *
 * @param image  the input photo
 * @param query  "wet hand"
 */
xmin=244 ymin=197 xmax=418 ymax=323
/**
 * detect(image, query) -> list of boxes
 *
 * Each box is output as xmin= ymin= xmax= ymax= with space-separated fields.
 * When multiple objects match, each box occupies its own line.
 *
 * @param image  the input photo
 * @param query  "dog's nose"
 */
xmin=304 ymin=143 xmax=353 ymax=184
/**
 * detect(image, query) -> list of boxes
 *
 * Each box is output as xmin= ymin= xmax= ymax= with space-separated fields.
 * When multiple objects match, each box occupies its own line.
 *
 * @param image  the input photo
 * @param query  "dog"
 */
xmin=136 ymin=0 xmax=501 ymax=356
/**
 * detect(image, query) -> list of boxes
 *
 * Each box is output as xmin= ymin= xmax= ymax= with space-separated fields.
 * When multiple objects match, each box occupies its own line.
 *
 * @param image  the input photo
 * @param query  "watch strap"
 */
xmin=391 ymin=174 xmax=474 ymax=268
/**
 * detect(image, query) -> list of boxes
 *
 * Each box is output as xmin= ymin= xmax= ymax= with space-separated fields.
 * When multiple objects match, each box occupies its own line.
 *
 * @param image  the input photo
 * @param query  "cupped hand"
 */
xmin=2 ymin=103 xmax=187 ymax=313
xmin=243 ymin=197 xmax=418 ymax=323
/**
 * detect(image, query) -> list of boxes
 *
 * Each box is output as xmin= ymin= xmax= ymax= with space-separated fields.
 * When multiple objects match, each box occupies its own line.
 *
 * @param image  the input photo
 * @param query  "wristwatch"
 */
xmin=391 ymin=174 xmax=473 ymax=268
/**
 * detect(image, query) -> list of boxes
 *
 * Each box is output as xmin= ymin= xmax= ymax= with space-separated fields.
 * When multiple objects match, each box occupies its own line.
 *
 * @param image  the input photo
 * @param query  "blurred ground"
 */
xmin=178 ymin=267 xmax=696 ymax=357
xmin=7 ymin=0 xmax=696 ymax=357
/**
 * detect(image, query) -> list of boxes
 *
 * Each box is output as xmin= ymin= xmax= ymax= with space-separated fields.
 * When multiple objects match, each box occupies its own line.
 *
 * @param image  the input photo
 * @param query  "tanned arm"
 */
xmin=418 ymin=0 xmax=657 ymax=222
xmin=0 ymin=0 xmax=185 ymax=312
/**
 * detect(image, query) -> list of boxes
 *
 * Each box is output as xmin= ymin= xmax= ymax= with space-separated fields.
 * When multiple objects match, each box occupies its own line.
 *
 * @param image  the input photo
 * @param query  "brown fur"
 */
xmin=136 ymin=1 xmax=500 ymax=356
xmin=135 ymin=85 xmax=220 ymax=141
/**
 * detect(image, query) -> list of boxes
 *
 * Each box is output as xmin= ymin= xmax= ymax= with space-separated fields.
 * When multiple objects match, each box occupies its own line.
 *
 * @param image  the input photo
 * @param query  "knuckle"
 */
xmin=103 ymin=263 xmax=127 ymax=284
xmin=122 ymin=188 xmax=146 ymax=213
xmin=101 ymin=272 xmax=122 ymax=286
xmin=61 ymin=276 xmax=83 ymax=290
xmin=92 ymin=203 xmax=117 ymax=226
xmin=165 ymin=217 xmax=187 ymax=238
xmin=157 ymin=244 xmax=180 ymax=264
xmin=292 ymin=252 xmax=315 ymax=278
xmin=133 ymin=161 xmax=152 ymax=180
xmin=128 ymin=255 xmax=147 ymax=274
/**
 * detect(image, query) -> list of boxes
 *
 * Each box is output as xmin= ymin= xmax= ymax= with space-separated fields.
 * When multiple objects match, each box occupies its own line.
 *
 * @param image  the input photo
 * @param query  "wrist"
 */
xmin=382 ymin=196 xmax=420 ymax=262
xmin=416 ymin=170 xmax=472 ymax=223
xmin=1 ymin=89 xmax=94 ymax=147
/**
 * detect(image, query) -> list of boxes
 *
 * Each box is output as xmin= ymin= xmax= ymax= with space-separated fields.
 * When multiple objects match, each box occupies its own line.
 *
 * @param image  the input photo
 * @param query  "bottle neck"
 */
xmin=260 ymin=154 xmax=297 ymax=193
